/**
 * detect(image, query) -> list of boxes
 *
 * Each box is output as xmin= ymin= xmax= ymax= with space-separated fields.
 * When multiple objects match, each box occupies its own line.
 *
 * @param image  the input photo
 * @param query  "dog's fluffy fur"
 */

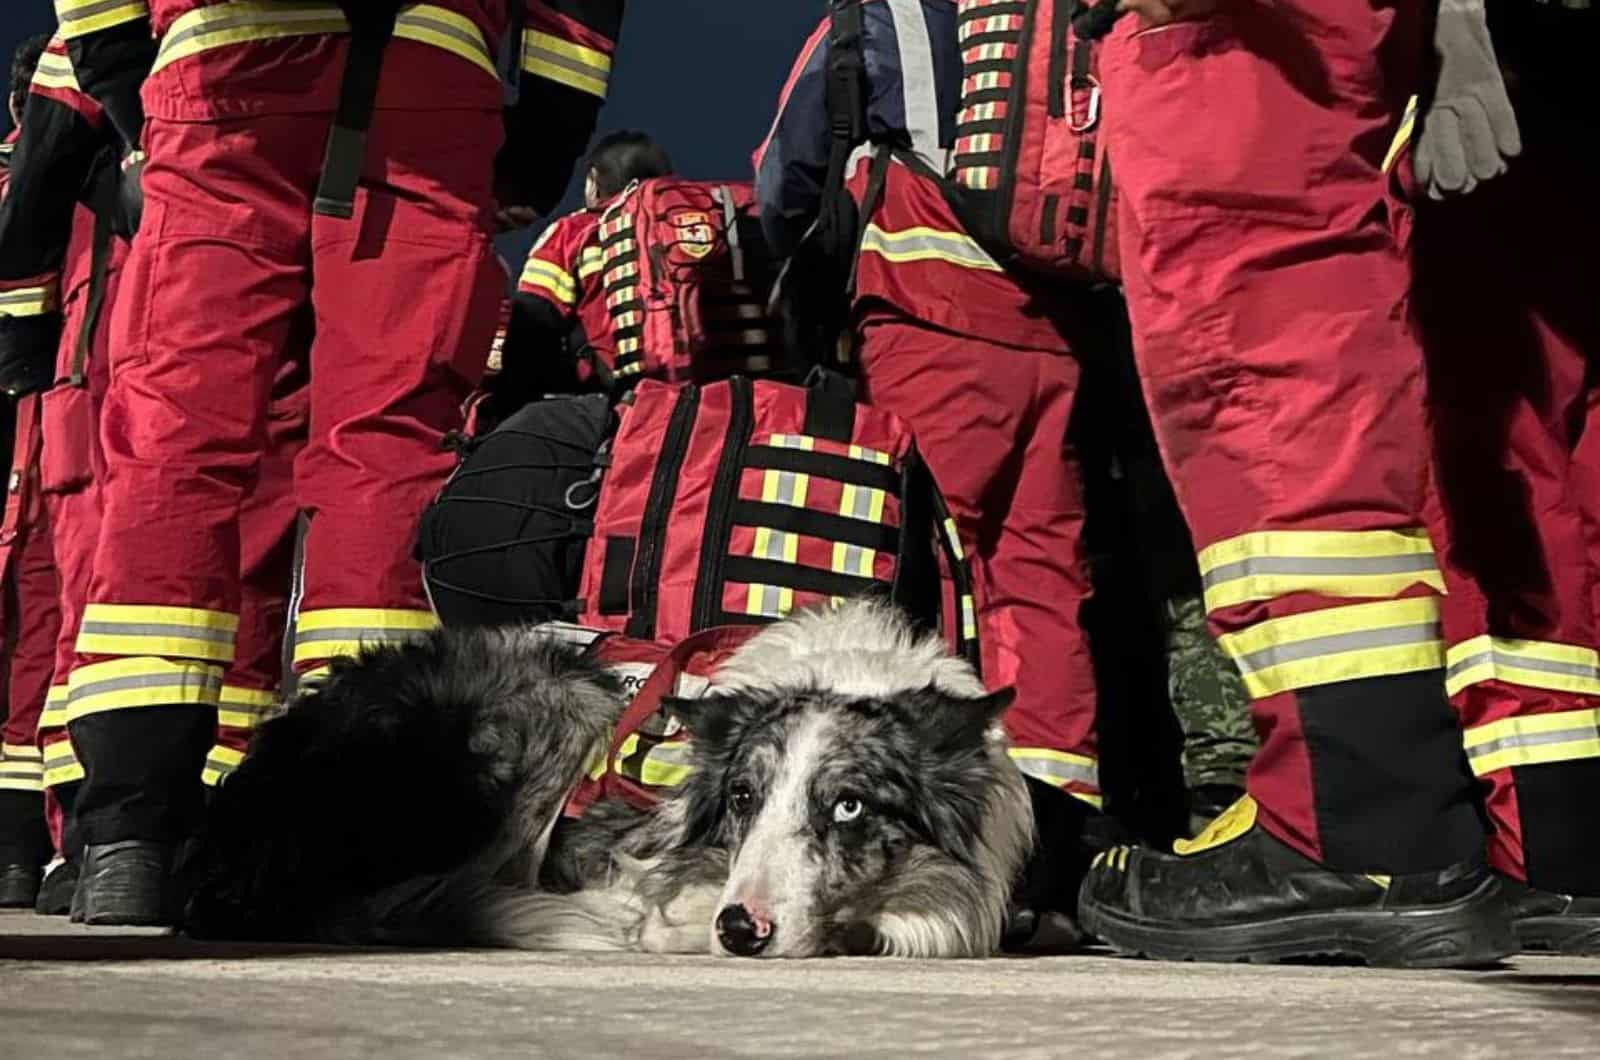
xmin=184 ymin=600 xmax=1034 ymax=957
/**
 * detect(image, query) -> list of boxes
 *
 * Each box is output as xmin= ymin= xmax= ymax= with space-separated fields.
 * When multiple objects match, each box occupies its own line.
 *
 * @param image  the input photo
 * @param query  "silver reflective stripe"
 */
xmin=837 ymin=544 xmax=870 ymax=574
xmin=1015 ymin=756 xmax=1099 ymax=788
xmin=1468 ymin=725 xmax=1600 ymax=763
xmin=69 ymin=670 xmax=222 ymax=703
xmin=1232 ymin=623 xmax=1439 ymax=676
xmin=858 ymin=226 xmax=1000 ymax=270
xmin=1446 ymin=646 xmax=1600 ymax=685
xmin=160 ymin=5 xmax=344 ymax=61
xmin=768 ymin=471 xmax=805 ymax=506
xmin=755 ymin=531 xmax=796 ymax=562
xmin=1203 ymin=552 xmax=1438 ymax=591
xmin=886 ymin=0 xmax=945 ymax=171
xmin=294 ymin=627 xmax=425 ymax=646
xmin=397 ymin=10 xmax=480 ymax=51
xmin=60 ymin=0 xmax=136 ymax=27
xmin=76 ymin=621 xmax=234 ymax=644
xmin=523 ymin=37 xmax=603 ymax=80
xmin=750 ymin=586 xmax=787 ymax=617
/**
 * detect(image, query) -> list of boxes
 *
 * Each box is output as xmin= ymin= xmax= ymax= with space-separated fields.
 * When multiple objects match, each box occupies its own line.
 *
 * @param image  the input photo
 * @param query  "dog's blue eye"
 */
xmin=832 ymin=798 xmax=864 ymax=824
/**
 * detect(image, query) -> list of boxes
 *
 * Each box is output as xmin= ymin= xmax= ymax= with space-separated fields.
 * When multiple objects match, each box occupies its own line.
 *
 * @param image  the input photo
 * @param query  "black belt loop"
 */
xmin=314 ymin=7 xmax=399 ymax=220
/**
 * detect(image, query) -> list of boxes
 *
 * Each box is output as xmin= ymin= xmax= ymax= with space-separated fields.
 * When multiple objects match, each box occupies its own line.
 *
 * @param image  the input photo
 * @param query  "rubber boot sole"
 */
xmin=1080 ymin=875 xmax=1516 ymax=969
xmin=1516 ymin=916 xmax=1600 ymax=958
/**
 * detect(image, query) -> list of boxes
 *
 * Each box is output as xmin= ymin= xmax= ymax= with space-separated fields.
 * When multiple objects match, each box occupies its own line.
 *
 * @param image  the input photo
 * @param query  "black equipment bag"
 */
xmin=418 ymin=394 xmax=615 ymax=628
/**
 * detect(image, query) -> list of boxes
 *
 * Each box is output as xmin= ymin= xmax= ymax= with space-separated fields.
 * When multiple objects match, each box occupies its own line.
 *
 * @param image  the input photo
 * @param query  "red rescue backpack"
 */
xmin=575 ymin=373 xmax=979 ymax=666
xmin=596 ymin=179 xmax=790 ymax=386
xmin=944 ymin=0 xmax=1120 ymax=283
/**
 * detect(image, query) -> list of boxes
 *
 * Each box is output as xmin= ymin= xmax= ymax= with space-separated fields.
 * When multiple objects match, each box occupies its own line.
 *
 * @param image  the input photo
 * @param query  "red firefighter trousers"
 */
xmin=858 ymin=316 xmax=1101 ymax=809
xmin=1410 ymin=111 xmax=1600 ymax=896
xmin=0 ymin=397 xmax=59 ymax=868
xmin=66 ymin=109 xmax=502 ymax=845
xmin=1100 ymin=3 xmax=1485 ymax=873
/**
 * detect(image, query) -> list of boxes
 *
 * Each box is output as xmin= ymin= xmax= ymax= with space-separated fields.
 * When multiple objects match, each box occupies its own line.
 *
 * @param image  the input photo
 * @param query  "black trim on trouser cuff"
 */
xmin=1299 ymin=670 xmax=1485 ymax=874
xmin=1516 ymin=758 xmax=1600 ymax=896
xmin=55 ymin=778 xmax=84 ymax=861
xmin=68 ymin=705 xmax=215 ymax=846
xmin=0 ymin=790 xmax=52 ymax=866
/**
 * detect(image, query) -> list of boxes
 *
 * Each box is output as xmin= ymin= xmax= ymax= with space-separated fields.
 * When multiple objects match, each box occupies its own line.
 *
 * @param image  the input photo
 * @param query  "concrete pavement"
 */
xmin=2 ymin=910 xmax=1596 ymax=1059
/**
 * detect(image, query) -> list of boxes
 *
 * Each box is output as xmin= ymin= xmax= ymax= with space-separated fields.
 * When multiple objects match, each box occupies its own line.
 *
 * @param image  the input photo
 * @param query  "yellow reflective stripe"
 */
xmin=0 ymin=281 xmax=60 ymax=318
xmin=752 ymin=527 xmax=799 ymax=564
xmin=761 ymin=469 xmax=810 ymax=507
xmin=217 ymin=685 xmax=278 ymax=730
xmin=1445 ymin=635 xmax=1600 ymax=698
xmin=1 ymin=743 xmax=43 ymax=762
xmin=522 ymin=29 xmax=612 ymax=99
xmin=960 ymin=594 xmax=978 ymax=642
xmin=1384 ymin=95 xmax=1418 ymax=174
xmin=942 ymin=517 xmax=965 ymax=561
xmin=858 ymin=224 xmax=1003 ymax=272
xmin=153 ymin=3 xmax=493 ymax=79
xmin=202 ymin=744 xmax=246 ymax=787
xmin=1008 ymin=747 xmax=1100 ymax=792
xmin=1197 ymin=528 xmax=1443 ymax=613
xmin=55 ymin=0 xmax=149 ymax=38
xmin=294 ymin=608 xmax=437 ymax=664
xmin=520 ymin=258 xmax=579 ymax=306
xmin=831 ymin=542 xmax=875 ymax=578
xmin=767 ymin=433 xmax=815 ymax=451
xmin=298 ymin=664 xmax=333 ymax=683
xmin=839 ymin=483 xmax=887 ymax=523
xmin=66 ymin=657 xmax=224 ymax=721
xmin=0 ymin=744 xmax=45 ymax=792
xmin=577 ymin=246 xmax=605 ymax=280
xmin=744 ymin=584 xmax=794 ymax=619
xmin=637 ymin=742 xmax=693 ymax=787
xmin=1463 ymin=707 xmax=1600 ymax=776
xmin=42 ymin=740 xmax=84 ymax=787
xmin=77 ymin=603 xmax=238 ymax=663
xmin=848 ymin=444 xmax=892 ymax=466
xmin=1216 ymin=596 xmax=1444 ymax=699
xmin=40 ymin=686 xmax=70 ymax=728
xmin=30 ymin=50 xmax=82 ymax=93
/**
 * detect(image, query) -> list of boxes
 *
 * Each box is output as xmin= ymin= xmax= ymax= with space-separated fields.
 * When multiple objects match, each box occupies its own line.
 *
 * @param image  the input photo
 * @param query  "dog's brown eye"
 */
xmin=729 ymin=780 xmax=755 ymax=815
xmin=832 ymin=797 xmax=864 ymax=824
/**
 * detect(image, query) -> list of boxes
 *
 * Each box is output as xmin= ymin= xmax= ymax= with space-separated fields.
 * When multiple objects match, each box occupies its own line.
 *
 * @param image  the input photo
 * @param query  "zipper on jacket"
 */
xmin=626 ymin=384 xmax=701 ymax=639
xmin=1048 ymin=0 xmax=1072 ymax=119
xmin=690 ymin=376 xmax=755 ymax=630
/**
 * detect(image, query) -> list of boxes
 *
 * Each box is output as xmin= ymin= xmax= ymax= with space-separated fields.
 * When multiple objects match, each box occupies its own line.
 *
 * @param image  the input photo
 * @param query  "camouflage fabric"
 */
xmin=1165 ymin=592 xmax=1256 ymax=791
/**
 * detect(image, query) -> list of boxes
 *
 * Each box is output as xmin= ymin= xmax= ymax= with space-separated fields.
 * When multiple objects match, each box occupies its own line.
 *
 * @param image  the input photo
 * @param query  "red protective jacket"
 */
xmin=510 ymin=207 xmax=612 ymax=386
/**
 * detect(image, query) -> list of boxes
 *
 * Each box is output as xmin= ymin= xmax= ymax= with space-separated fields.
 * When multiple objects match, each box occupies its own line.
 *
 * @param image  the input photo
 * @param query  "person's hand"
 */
xmin=495 ymin=206 xmax=540 ymax=232
xmin=1116 ymin=0 xmax=1221 ymax=27
xmin=1414 ymin=0 xmax=1520 ymax=199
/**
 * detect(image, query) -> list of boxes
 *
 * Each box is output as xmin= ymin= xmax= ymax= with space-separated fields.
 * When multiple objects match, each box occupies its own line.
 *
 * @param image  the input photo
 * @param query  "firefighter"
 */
xmin=1406 ymin=0 xmax=1600 ymax=955
xmin=24 ymin=0 xmax=623 ymax=926
xmin=1077 ymin=0 xmax=1525 ymax=965
xmin=0 ymin=33 xmax=61 ymax=909
xmin=756 ymin=0 xmax=1105 ymax=944
xmin=488 ymin=130 xmax=675 ymax=422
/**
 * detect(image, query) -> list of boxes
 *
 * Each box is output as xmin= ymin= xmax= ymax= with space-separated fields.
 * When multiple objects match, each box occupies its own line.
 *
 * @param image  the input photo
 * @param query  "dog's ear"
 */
xmin=662 ymin=693 xmax=738 ymax=748
xmin=915 ymin=685 xmax=1015 ymax=749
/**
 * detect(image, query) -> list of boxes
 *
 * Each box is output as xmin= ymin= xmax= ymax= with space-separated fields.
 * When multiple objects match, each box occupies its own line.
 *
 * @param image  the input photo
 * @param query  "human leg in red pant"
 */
xmin=1409 ymin=99 xmax=1600 ymax=954
xmin=1077 ymin=2 xmax=1511 ymax=966
xmin=0 ymin=399 xmax=60 ymax=906
xmin=64 ymin=110 xmax=500 ymax=924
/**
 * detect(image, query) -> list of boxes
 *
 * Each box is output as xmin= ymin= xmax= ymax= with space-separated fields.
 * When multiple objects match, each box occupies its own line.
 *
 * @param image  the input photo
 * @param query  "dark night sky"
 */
xmin=3 ymin=3 xmax=820 ymax=224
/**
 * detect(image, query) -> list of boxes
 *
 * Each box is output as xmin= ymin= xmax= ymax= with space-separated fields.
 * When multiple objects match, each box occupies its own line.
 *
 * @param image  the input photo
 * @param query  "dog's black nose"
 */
xmin=716 ymin=903 xmax=773 ymax=956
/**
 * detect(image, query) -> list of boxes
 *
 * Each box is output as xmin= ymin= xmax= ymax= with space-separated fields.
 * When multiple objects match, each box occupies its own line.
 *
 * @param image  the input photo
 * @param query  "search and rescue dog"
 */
xmin=183 ymin=601 xmax=1035 ymax=958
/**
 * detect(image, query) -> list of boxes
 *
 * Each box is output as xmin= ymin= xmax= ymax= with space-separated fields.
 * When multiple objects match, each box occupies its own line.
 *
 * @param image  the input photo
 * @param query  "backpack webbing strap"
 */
xmin=892 ymin=448 xmax=982 ymax=674
xmin=803 ymin=367 xmax=858 ymax=442
xmin=844 ymin=143 xmax=894 ymax=304
xmin=72 ymin=176 xmax=117 ymax=388
xmin=314 ymin=6 xmax=399 ymax=219
xmin=823 ymin=0 xmax=868 ymax=216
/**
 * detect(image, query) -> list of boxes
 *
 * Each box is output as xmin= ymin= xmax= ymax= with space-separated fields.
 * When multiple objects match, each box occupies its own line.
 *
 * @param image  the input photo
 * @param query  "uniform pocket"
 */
xmin=39 ymin=384 xmax=97 ymax=495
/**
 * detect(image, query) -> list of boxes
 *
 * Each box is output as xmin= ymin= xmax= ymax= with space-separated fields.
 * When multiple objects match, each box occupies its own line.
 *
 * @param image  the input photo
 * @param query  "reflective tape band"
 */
xmin=42 ymin=739 xmax=83 ymax=788
xmin=217 ymin=685 xmax=279 ymax=731
xmin=1463 ymin=707 xmax=1600 ymax=777
xmin=152 ymin=2 xmax=495 ymax=80
xmin=1384 ymin=95 xmax=1418 ymax=174
xmin=202 ymin=744 xmax=246 ymax=787
xmin=522 ymin=29 xmax=612 ymax=99
xmin=744 ymin=584 xmax=795 ymax=619
xmin=1009 ymin=748 xmax=1101 ymax=807
xmin=54 ymin=0 xmax=149 ymax=38
xmin=636 ymin=741 xmax=694 ymax=788
xmin=1197 ymin=528 xmax=1443 ymax=613
xmin=39 ymin=686 xmax=70 ymax=729
xmin=66 ymin=657 xmax=225 ymax=722
xmin=0 ymin=744 xmax=45 ymax=793
xmin=76 ymin=603 xmax=239 ymax=663
xmin=839 ymin=483 xmax=887 ymax=524
xmin=761 ymin=469 xmax=810 ymax=508
xmin=577 ymin=247 xmax=605 ymax=280
xmin=519 ymin=258 xmax=578 ymax=307
xmin=293 ymin=608 xmax=438 ymax=665
xmin=858 ymin=224 xmax=1003 ymax=272
xmin=0 ymin=282 xmax=60 ymax=318
xmin=1216 ymin=596 xmax=1444 ymax=699
xmin=30 ymin=48 xmax=83 ymax=94
xmin=831 ymin=542 xmax=874 ymax=578
xmin=960 ymin=594 xmax=978 ymax=643
xmin=752 ymin=527 xmax=799 ymax=564
xmin=1 ymin=743 xmax=43 ymax=762
xmin=1445 ymin=635 xmax=1600 ymax=699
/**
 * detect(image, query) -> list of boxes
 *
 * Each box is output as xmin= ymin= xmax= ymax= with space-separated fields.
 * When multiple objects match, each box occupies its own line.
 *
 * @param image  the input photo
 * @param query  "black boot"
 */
xmin=1505 ymin=878 xmax=1600 ymax=957
xmin=0 ymin=863 xmax=42 ymax=908
xmin=75 ymin=840 xmax=179 ymax=927
xmin=1078 ymin=797 xmax=1515 ymax=968
xmin=1003 ymin=776 xmax=1124 ymax=953
xmin=34 ymin=857 xmax=80 ymax=916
